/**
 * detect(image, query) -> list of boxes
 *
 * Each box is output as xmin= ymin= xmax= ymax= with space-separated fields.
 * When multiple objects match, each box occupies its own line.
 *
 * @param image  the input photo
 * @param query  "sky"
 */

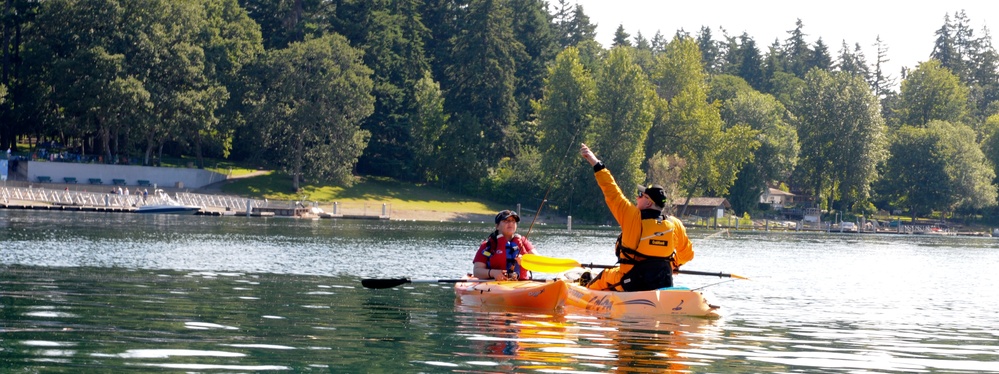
xmin=571 ymin=1 xmax=999 ymax=83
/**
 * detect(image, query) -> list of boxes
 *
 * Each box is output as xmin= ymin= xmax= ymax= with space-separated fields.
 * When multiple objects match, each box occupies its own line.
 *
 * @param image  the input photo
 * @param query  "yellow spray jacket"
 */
xmin=594 ymin=168 xmax=694 ymax=269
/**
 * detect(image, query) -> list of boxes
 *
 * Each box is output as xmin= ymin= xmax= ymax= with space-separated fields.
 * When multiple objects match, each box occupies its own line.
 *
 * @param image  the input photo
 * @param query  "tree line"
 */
xmin=1 ymin=0 xmax=997 ymax=222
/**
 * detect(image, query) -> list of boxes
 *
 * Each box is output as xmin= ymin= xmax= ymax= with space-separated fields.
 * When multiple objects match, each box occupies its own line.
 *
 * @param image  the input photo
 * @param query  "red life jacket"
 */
xmin=480 ymin=232 xmax=534 ymax=280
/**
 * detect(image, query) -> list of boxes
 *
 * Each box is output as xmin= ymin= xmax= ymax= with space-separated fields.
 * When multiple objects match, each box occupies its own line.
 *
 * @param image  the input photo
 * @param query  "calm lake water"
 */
xmin=2 ymin=209 xmax=999 ymax=373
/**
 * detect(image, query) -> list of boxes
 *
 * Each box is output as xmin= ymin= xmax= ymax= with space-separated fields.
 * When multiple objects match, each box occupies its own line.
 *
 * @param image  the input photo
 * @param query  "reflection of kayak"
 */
xmin=564 ymin=282 xmax=721 ymax=319
xmin=454 ymin=279 xmax=568 ymax=311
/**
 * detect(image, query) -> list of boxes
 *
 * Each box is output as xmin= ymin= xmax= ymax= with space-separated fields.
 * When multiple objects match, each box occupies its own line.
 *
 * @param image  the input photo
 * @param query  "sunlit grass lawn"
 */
xmin=221 ymin=172 xmax=503 ymax=214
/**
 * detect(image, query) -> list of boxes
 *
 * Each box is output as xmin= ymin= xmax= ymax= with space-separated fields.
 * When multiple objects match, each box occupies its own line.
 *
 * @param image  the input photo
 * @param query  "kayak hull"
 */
xmin=565 ymin=282 xmax=721 ymax=319
xmin=454 ymin=279 xmax=568 ymax=311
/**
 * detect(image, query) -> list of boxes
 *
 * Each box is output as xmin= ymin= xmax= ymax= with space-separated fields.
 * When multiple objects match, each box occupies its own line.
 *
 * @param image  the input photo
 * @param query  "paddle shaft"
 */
xmin=361 ymin=277 xmax=546 ymax=289
xmin=361 ymin=278 xmax=488 ymax=289
xmin=521 ymin=254 xmax=748 ymax=279
xmin=577 ymin=263 xmax=738 ymax=278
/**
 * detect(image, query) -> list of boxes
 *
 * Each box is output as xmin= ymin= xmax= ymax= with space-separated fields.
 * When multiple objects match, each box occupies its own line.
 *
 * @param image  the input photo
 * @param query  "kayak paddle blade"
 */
xmin=361 ymin=278 xmax=410 ymax=289
xmin=521 ymin=254 xmax=584 ymax=273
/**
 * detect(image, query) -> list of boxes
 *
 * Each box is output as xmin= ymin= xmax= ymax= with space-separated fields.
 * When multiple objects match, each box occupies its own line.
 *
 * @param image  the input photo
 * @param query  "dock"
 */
xmin=0 ymin=185 xmax=390 ymax=220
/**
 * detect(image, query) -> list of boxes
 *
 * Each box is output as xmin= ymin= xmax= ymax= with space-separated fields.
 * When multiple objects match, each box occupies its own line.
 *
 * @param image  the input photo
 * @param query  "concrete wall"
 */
xmin=25 ymin=161 xmax=227 ymax=189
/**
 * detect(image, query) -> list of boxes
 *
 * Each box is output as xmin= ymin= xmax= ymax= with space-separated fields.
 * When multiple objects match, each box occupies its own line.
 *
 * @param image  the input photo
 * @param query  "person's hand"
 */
xmin=580 ymin=143 xmax=599 ymax=166
xmin=488 ymin=269 xmax=507 ymax=281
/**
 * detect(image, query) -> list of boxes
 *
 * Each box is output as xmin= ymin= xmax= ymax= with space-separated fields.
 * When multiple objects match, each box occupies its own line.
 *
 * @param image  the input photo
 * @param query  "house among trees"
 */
xmin=760 ymin=188 xmax=796 ymax=209
xmin=672 ymin=197 xmax=731 ymax=218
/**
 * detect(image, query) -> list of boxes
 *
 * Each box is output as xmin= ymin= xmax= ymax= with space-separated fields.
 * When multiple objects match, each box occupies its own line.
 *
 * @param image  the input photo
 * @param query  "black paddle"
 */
xmin=361 ymin=277 xmax=550 ymax=289
xmin=361 ymin=278 xmax=484 ymax=289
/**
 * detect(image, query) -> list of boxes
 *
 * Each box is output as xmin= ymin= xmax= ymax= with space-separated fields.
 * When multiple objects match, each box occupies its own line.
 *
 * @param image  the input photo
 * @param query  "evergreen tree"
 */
xmin=736 ymin=33 xmax=765 ymax=91
xmin=968 ymin=27 xmax=999 ymax=122
xmin=348 ymin=0 xmax=433 ymax=180
xmin=782 ymin=19 xmax=811 ymax=77
xmin=509 ymin=0 xmax=558 ymax=140
xmin=240 ymin=0 xmax=329 ymax=49
xmin=443 ymin=0 xmax=523 ymax=180
xmin=612 ymin=24 xmax=631 ymax=47
xmin=651 ymin=30 xmax=668 ymax=55
xmin=808 ymin=38 xmax=833 ymax=71
xmin=836 ymin=41 xmax=871 ymax=82
xmin=931 ymin=13 xmax=960 ymax=77
xmin=564 ymin=4 xmax=596 ymax=48
xmin=421 ymin=0 xmax=469 ymax=91
xmin=696 ymin=26 xmax=721 ymax=74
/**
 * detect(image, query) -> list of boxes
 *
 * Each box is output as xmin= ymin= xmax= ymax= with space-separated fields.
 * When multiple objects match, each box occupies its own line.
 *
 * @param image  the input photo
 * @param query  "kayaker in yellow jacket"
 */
xmin=579 ymin=143 xmax=694 ymax=291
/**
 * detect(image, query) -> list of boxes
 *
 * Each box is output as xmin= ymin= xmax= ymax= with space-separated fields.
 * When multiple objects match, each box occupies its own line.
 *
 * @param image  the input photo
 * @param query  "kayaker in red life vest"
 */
xmin=472 ymin=210 xmax=537 ymax=281
xmin=579 ymin=143 xmax=694 ymax=291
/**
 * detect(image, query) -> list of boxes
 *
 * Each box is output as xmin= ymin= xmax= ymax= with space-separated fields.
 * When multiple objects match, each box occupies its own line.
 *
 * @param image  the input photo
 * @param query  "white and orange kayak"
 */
xmin=454 ymin=279 xmax=569 ymax=311
xmin=564 ymin=282 xmax=721 ymax=319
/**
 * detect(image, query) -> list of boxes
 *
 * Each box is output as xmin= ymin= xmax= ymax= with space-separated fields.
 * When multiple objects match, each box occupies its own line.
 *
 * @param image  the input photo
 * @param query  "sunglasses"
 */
xmin=636 ymin=190 xmax=645 ymax=199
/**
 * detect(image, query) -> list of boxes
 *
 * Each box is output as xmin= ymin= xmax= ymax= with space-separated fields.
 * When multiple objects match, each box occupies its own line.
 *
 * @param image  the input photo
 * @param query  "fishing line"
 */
xmin=691 ymin=279 xmax=737 ymax=291
xmin=524 ymin=127 xmax=582 ymax=240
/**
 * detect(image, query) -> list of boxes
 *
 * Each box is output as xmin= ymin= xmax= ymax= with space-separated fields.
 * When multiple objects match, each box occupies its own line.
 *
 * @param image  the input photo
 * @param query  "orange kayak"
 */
xmin=565 ymin=282 xmax=721 ymax=319
xmin=454 ymin=279 xmax=568 ymax=311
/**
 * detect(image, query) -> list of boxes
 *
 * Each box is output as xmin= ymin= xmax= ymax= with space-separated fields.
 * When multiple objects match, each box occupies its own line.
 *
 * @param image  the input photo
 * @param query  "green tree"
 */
xmin=897 ymin=59 xmax=970 ymax=127
xmin=696 ymin=26 xmax=722 ymax=74
xmin=239 ymin=0 xmax=329 ymax=49
xmin=612 ymin=24 xmax=631 ymax=47
xmin=409 ymin=71 xmax=450 ymax=184
xmin=794 ymin=69 xmax=887 ymax=212
xmin=808 ymin=38 xmax=833 ymax=72
xmin=836 ymin=41 xmax=870 ymax=81
xmin=534 ymin=47 xmax=595 ymax=211
xmin=509 ymin=0 xmax=558 ymax=133
xmin=250 ymin=34 xmax=375 ymax=190
xmin=0 ymin=0 xmax=37 ymax=151
xmin=650 ymin=37 xmax=759 ymax=214
xmin=871 ymin=35 xmax=896 ymax=100
xmin=340 ymin=0 xmax=432 ymax=180
xmin=878 ymin=125 xmax=952 ymax=219
xmin=718 ymin=84 xmax=799 ymax=215
xmin=194 ymin=0 xmax=263 ymax=165
xmin=881 ymin=121 xmax=997 ymax=219
xmin=443 ymin=0 xmax=523 ymax=172
xmin=782 ymin=19 xmax=811 ymax=77
xmin=979 ymin=113 xmax=999 ymax=183
xmin=583 ymin=47 xmax=656 ymax=219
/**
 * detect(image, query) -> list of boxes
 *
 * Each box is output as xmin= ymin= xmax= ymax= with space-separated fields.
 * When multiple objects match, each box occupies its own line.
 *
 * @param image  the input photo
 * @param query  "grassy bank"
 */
xmin=219 ymin=172 xmax=506 ymax=216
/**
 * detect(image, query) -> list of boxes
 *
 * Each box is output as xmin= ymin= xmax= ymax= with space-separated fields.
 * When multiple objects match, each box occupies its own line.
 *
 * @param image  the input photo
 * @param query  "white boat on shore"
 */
xmin=135 ymin=189 xmax=201 ymax=215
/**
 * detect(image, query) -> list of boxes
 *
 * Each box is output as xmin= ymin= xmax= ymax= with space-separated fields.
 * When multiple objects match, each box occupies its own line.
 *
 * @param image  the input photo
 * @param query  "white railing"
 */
xmin=1 ymin=186 xmax=263 ymax=211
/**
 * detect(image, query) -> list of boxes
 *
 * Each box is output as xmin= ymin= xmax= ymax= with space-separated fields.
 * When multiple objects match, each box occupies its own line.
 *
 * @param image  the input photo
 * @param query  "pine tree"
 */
xmin=871 ymin=35 xmax=896 ymax=100
xmin=783 ymin=19 xmax=811 ymax=77
xmin=443 ymin=0 xmax=522 ymax=175
xmin=613 ymin=24 xmax=632 ymax=47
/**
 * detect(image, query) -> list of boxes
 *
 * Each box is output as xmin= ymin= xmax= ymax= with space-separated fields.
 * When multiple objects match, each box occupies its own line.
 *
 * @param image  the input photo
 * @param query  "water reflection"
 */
xmin=450 ymin=302 xmax=721 ymax=372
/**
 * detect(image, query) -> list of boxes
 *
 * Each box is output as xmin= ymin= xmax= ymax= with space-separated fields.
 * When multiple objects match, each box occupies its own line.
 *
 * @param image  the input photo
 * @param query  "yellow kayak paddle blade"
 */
xmin=520 ymin=254 xmax=583 ymax=273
